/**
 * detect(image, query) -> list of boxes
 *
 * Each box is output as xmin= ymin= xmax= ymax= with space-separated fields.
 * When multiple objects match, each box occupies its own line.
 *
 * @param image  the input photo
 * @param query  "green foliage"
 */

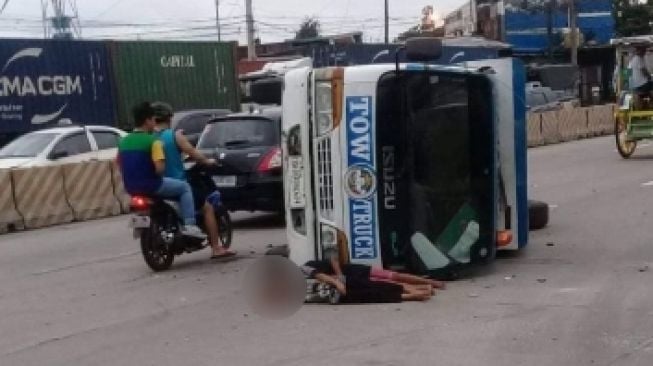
xmin=614 ymin=0 xmax=653 ymax=37
xmin=295 ymin=17 xmax=320 ymax=40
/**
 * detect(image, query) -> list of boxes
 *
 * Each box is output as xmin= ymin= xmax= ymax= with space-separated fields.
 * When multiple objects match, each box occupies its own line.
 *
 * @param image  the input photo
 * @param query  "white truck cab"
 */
xmin=282 ymin=39 xmax=528 ymax=279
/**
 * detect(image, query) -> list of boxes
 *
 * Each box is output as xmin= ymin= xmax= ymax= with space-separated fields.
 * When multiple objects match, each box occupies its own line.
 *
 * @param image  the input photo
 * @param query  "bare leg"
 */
xmin=392 ymin=272 xmax=446 ymax=289
xmin=203 ymin=203 xmax=234 ymax=257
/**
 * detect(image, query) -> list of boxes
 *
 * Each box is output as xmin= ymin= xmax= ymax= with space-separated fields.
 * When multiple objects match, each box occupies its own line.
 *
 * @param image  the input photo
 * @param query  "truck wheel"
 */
xmin=528 ymin=200 xmax=549 ymax=231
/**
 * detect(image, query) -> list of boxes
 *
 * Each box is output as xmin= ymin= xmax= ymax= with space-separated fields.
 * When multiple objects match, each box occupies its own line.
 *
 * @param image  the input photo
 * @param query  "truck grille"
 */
xmin=317 ymin=138 xmax=334 ymax=220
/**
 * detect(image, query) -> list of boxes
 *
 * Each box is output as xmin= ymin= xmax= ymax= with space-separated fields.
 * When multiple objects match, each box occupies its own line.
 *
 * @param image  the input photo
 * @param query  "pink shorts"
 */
xmin=369 ymin=267 xmax=395 ymax=281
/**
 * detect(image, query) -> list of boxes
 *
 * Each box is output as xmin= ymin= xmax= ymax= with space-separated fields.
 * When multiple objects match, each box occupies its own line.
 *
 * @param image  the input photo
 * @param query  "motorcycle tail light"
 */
xmin=130 ymin=196 xmax=150 ymax=211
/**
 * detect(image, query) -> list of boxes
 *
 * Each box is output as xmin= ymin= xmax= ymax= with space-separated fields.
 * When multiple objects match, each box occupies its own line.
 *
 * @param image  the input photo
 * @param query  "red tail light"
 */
xmin=257 ymin=147 xmax=282 ymax=172
xmin=130 ymin=196 xmax=150 ymax=211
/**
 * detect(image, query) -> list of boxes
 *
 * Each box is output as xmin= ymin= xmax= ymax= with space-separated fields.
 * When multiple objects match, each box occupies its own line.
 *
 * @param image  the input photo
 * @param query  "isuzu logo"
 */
xmin=382 ymin=146 xmax=396 ymax=210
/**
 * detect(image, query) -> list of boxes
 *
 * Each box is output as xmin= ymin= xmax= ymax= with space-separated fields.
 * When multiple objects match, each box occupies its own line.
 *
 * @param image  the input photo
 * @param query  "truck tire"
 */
xmin=528 ymin=200 xmax=549 ymax=231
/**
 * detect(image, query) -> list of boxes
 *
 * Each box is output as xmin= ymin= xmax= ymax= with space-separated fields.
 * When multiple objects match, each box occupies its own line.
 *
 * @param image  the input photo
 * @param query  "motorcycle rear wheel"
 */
xmin=216 ymin=208 xmax=232 ymax=249
xmin=140 ymin=219 xmax=175 ymax=272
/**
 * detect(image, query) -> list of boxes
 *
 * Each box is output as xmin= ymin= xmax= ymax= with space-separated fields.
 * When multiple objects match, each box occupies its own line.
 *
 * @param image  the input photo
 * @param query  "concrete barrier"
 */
xmin=529 ymin=104 xmax=615 ymax=147
xmin=63 ymin=161 xmax=122 ymax=221
xmin=541 ymin=110 xmax=562 ymax=145
xmin=111 ymin=163 xmax=131 ymax=214
xmin=0 ymin=170 xmax=24 ymax=233
xmin=588 ymin=104 xmax=615 ymax=136
xmin=527 ymin=113 xmax=543 ymax=147
xmin=12 ymin=166 xmax=74 ymax=229
xmin=557 ymin=107 xmax=589 ymax=142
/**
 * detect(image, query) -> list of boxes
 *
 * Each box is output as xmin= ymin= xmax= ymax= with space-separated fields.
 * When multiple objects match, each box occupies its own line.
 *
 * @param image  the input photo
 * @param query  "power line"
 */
xmin=0 ymin=0 xmax=11 ymax=15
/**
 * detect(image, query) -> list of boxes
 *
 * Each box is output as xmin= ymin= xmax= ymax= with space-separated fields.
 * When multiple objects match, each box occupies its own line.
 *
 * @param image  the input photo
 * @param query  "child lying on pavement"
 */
xmin=301 ymin=256 xmax=446 ymax=303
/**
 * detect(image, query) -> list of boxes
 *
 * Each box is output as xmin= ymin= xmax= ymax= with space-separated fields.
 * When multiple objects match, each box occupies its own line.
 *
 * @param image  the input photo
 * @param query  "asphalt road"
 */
xmin=2 ymin=136 xmax=653 ymax=366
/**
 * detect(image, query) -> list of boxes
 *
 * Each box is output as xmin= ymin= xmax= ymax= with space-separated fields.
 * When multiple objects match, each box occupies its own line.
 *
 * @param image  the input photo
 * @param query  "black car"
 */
xmin=172 ymin=109 xmax=231 ymax=146
xmin=197 ymin=107 xmax=283 ymax=212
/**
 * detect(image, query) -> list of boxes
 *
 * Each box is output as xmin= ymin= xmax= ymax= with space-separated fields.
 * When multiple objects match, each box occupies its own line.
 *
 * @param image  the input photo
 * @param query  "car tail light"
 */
xmin=130 ymin=196 xmax=150 ymax=211
xmin=258 ymin=147 xmax=282 ymax=172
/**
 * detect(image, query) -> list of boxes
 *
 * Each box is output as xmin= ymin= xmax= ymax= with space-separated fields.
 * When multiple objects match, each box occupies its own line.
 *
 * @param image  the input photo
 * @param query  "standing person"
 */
xmin=117 ymin=101 xmax=205 ymax=239
xmin=151 ymin=102 xmax=235 ymax=259
xmin=628 ymin=45 xmax=652 ymax=109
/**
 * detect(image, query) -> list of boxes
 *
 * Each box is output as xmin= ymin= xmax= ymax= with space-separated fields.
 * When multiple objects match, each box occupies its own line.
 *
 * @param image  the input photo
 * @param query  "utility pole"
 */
xmin=546 ymin=0 xmax=554 ymax=62
xmin=245 ymin=0 xmax=256 ymax=60
xmin=569 ymin=0 xmax=577 ymax=65
xmin=384 ymin=0 xmax=389 ymax=44
xmin=215 ymin=0 xmax=221 ymax=41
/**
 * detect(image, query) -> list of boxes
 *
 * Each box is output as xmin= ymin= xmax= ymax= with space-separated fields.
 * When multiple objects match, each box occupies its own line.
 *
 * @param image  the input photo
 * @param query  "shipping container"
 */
xmin=0 ymin=39 xmax=116 ymax=134
xmin=108 ymin=40 xmax=239 ymax=128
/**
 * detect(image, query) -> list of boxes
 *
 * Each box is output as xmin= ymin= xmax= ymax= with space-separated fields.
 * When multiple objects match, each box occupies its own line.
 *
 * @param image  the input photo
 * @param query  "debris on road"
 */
xmin=537 ymin=278 xmax=547 ymax=283
xmin=546 ymin=242 xmax=555 ymax=247
xmin=638 ymin=265 xmax=649 ymax=273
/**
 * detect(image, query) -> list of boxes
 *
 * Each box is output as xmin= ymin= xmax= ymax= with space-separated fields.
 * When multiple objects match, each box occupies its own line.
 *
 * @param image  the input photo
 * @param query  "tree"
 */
xmin=295 ymin=17 xmax=320 ymax=40
xmin=614 ymin=0 xmax=653 ymax=37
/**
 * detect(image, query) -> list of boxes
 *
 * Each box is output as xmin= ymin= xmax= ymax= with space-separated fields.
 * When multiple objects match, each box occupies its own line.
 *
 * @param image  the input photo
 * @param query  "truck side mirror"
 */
xmin=405 ymin=38 xmax=443 ymax=62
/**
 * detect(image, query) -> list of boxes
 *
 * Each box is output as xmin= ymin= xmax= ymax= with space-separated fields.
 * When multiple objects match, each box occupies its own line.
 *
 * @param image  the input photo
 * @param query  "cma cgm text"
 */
xmin=0 ymin=75 xmax=82 ymax=97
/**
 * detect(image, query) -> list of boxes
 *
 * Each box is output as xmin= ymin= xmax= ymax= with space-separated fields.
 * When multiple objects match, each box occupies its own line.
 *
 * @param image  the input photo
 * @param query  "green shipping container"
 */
xmin=108 ymin=40 xmax=239 ymax=129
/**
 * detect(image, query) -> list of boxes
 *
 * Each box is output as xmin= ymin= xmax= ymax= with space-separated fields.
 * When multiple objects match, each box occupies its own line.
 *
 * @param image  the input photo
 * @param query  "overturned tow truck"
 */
xmin=281 ymin=38 xmax=529 ymax=279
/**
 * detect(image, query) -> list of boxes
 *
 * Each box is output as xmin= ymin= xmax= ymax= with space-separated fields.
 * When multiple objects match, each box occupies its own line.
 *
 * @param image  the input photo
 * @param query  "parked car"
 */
xmin=0 ymin=125 xmax=126 ymax=169
xmin=171 ymin=109 xmax=231 ymax=147
xmin=196 ymin=106 xmax=283 ymax=212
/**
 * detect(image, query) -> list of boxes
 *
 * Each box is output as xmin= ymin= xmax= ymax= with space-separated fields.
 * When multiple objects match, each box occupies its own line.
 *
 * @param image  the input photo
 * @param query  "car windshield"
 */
xmin=0 ymin=133 xmax=57 ymax=158
xmin=198 ymin=119 xmax=277 ymax=149
xmin=375 ymin=71 xmax=494 ymax=273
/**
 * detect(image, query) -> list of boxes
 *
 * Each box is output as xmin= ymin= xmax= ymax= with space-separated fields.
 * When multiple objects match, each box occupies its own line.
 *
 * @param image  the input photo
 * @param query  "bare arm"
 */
xmin=175 ymin=130 xmax=213 ymax=165
xmin=315 ymin=273 xmax=346 ymax=295
xmin=330 ymin=256 xmax=344 ymax=277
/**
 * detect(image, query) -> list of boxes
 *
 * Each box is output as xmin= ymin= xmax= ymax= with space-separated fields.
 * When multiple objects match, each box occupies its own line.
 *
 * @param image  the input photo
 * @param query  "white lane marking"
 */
xmin=641 ymin=181 xmax=653 ymax=187
xmin=549 ymin=204 xmax=558 ymax=209
xmin=640 ymin=143 xmax=651 ymax=148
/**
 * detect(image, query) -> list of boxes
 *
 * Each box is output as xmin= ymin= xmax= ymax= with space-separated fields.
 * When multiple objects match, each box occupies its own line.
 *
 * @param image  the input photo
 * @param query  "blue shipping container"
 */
xmin=0 ymin=39 xmax=115 ymax=134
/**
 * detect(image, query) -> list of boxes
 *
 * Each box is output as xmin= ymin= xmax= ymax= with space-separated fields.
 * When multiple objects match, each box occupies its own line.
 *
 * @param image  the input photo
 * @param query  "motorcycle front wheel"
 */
xmin=140 ymin=218 xmax=175 ymax=272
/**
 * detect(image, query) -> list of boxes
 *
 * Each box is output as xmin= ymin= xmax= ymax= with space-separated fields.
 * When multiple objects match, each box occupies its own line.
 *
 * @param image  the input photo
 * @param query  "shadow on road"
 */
xmin=231 ymin=213 xmax=286 ymax=230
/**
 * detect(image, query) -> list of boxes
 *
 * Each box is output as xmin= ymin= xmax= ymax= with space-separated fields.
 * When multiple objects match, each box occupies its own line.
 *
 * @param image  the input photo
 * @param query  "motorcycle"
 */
xmin=128 ymin=163 xmax=233 ymax=271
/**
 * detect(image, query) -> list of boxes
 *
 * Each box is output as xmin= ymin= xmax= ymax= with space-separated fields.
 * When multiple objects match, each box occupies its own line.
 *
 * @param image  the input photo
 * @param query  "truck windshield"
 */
xmin=375 ymin=71 xmax=495 ymax=275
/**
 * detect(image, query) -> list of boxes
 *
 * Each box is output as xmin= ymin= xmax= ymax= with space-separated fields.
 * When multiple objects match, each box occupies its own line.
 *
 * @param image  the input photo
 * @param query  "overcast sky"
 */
xmin=0 ymin=0 xmax=465 ymax=43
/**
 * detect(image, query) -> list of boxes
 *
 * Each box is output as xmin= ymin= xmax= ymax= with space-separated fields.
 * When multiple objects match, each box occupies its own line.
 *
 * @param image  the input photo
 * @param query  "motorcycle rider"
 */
xmin=117 ymin=101 xmax=205 ymax=239
xmin=151 ymin=102 xmax=236 ymax=259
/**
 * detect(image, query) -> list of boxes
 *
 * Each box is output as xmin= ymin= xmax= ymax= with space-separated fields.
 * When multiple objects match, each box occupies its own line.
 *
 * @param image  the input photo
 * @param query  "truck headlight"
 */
xmin=320 ymin=224 xmax=337 ymax=252
xmin=320 ymin=224 xmax=350 ymax=264
xmin=315 ymin=82 xmax=333 ymax=136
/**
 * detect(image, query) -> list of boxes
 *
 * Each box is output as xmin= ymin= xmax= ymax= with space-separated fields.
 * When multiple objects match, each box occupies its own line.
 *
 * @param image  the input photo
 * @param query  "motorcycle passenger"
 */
xmin=117 ymin=101 xmax=205 ymax=239
xmin=151 ymin=102 xmax=236 ymax=259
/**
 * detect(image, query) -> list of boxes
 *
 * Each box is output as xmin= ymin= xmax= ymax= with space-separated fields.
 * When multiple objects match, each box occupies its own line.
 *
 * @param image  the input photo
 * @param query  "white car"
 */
xmin=0 ymin=126 xmax=126 ymax=169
